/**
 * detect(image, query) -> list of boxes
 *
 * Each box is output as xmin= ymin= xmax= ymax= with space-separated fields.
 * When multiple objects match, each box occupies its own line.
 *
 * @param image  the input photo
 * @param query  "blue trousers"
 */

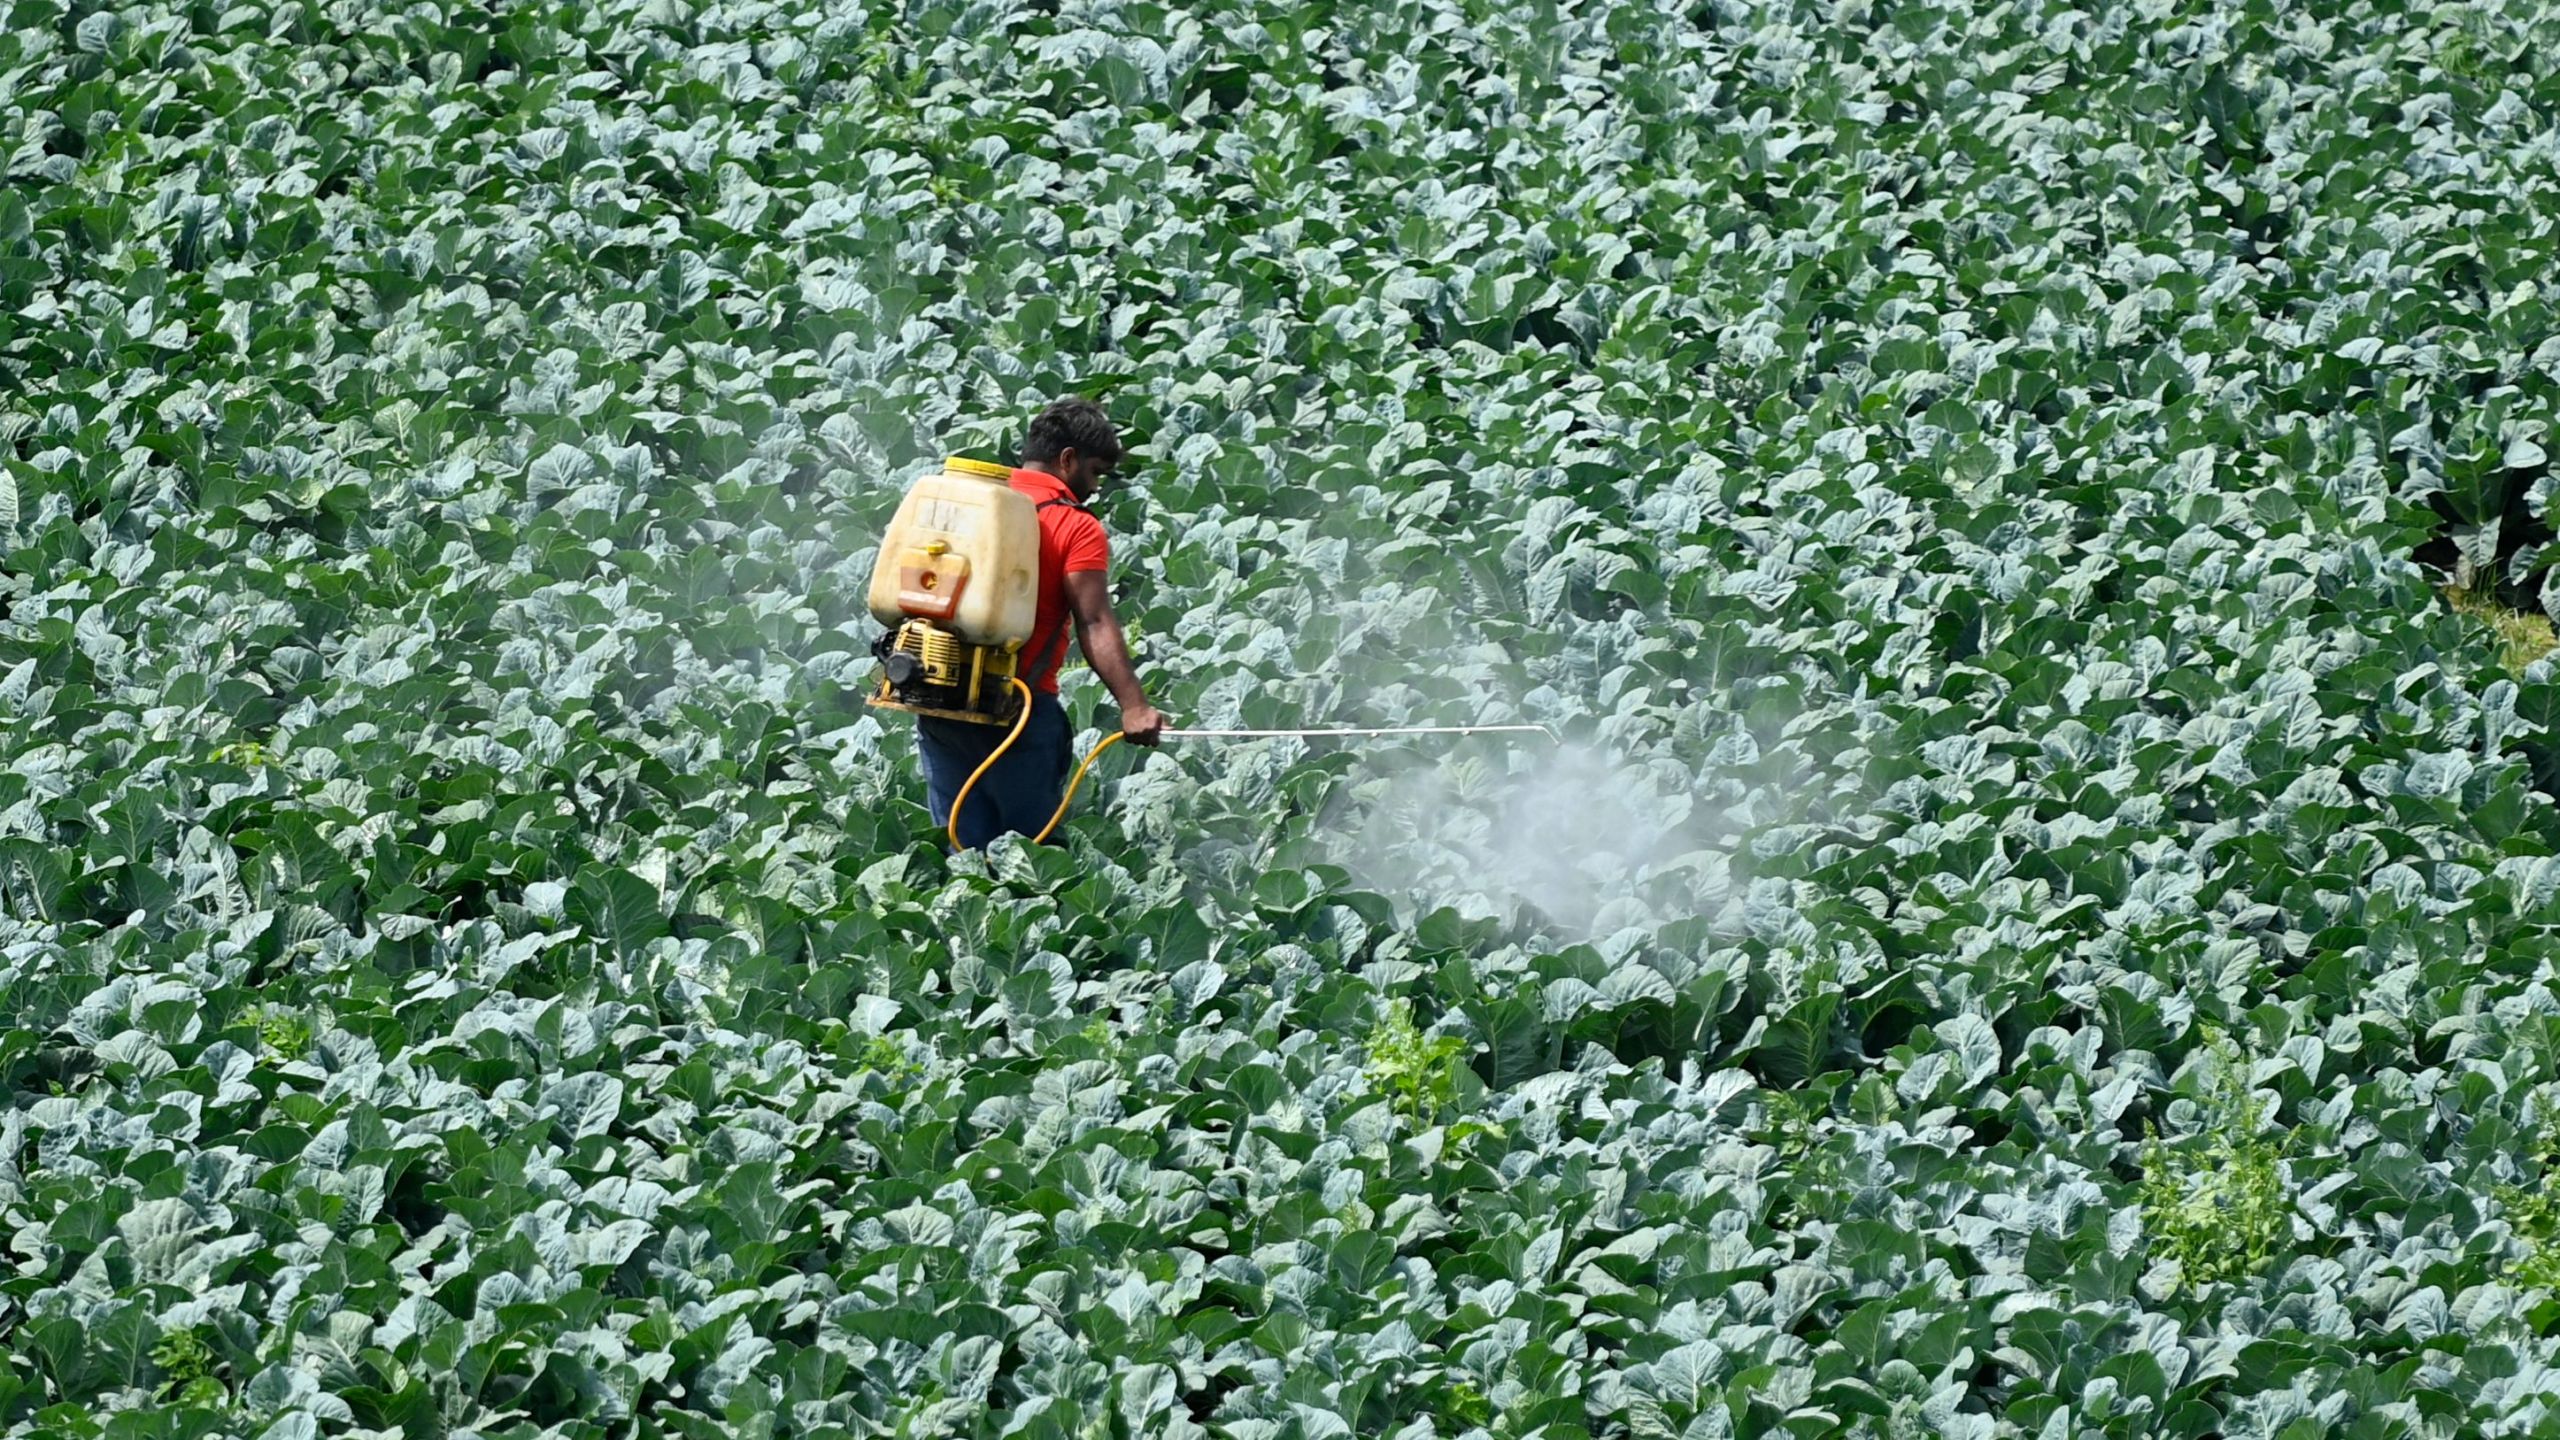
xmin=917 ymin=694 xmax=1071 ymax=849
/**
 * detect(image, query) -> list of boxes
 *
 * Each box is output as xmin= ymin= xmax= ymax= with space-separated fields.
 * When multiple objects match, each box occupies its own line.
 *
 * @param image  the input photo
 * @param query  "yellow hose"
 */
xmin=1036 ymin=731 xmax=1124 ymax=843
xmin=946 ymin=678 xmax=1037 ymax=853
xmin=947 ymin=676 xmax=1128 ymax=850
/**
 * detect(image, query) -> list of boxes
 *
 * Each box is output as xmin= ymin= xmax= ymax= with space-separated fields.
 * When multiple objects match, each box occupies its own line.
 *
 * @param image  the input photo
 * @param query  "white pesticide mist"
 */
xmin=1326 ymin=737 xmax=1710 ymax=941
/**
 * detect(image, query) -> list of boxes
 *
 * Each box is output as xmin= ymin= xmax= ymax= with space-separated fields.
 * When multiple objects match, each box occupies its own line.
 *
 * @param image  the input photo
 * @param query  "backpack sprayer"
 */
xmin=866 ymin=456 xmax=1556 ymax=849
xmin=863 ymin=456 xmax=1045 ymax=725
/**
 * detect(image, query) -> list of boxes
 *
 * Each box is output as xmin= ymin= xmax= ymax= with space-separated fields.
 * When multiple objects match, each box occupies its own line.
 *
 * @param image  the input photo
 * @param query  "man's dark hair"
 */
xmin=1021 ymin=398 xmax=1124 ymax=468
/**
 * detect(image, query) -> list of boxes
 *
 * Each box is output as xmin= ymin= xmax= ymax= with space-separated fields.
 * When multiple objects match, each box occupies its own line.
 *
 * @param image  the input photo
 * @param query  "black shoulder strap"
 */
xmin=1024 ymin=617 xmax=1073 ymax=692
xmin=1036 ymin=496 xmax=1085 ymax=512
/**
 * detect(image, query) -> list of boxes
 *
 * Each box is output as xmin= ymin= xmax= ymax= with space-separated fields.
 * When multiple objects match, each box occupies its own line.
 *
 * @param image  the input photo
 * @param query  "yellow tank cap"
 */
xmin=944 ymin=456 xmax=1013 ymax=480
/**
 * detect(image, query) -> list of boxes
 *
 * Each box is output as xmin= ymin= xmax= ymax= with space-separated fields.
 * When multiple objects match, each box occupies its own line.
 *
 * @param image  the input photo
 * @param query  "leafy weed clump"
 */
xmin=252 ymin=1006 xmax=315 ymax=1061
xmin=1444 ymin=1381 xmax=1495 ymax=1428
xmin=151 ymin=1327 xmax=225 ymax=1408
xmin=2501 ymin=1184 xmax=2560 ymax=1293
xmin=2140 ymin=1033 xmax=2291 ymax=1291
xmin=2497 ymin=1107 xmax=2560 ymax=1291
xmin=854 ymin=1034 xmax=923 ymax=1085
xmin=1364 ymin=997 xmax=1467 ymax=1126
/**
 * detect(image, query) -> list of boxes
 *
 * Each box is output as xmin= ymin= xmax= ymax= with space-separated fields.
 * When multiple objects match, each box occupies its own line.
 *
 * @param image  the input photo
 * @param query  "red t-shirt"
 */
xmin=1009 ymin=467 xmax=1109 ymax=694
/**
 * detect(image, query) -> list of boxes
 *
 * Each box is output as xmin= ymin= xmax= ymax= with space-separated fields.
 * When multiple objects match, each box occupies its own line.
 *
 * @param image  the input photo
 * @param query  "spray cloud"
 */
xmin=1326 ymin=736 xmax=1712 ymax=942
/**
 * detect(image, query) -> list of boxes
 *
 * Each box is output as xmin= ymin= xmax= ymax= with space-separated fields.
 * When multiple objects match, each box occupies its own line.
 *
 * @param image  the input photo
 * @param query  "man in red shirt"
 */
xmin=916 ymin=398 xmax=1168 ymax=848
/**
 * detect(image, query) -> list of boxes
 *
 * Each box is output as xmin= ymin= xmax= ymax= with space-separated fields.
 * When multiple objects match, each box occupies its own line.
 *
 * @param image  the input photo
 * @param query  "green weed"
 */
xmin=1757 ymin=1086 xmax=1848 ymax=1228
xmin=854 ymin=1035 xmax=922 ymax=1084
xmin=151 ymin=1326 xmax=225 ymax=1407
xmin=2496 ymin=1107 xmax=2560 ymax=1291
xmin=253 ymin=1007 xmax=314 ymax=1061
xmin=1364 ymin=997 xmax=1466 ymax=1126
xmin=2139 ymin=1033 xmax=2291 ymax=1290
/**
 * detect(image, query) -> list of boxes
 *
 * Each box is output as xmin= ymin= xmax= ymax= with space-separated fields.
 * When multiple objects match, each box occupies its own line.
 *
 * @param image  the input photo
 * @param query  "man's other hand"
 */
xmin=1120 ymin=704 xmax=1167 ymax=747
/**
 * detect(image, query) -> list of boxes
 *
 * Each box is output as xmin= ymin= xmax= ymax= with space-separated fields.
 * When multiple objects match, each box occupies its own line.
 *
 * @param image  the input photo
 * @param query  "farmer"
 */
xmin=917 ymin=398 xmax=1168 ymax=848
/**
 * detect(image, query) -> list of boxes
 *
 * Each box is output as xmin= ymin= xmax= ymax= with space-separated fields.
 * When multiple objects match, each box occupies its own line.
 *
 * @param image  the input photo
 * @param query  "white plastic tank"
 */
xmin=866 ymin=457 xmax=1040 ymax=647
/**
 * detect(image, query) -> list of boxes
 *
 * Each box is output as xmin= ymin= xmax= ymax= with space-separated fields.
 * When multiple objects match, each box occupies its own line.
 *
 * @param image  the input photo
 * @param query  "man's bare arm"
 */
xmin=1063 ymin=570 xmax=1165 ymax=745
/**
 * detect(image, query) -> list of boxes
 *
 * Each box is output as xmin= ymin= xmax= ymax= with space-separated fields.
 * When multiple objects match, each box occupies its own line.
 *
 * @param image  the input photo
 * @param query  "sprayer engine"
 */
xmin=868 ymin=620 xmax=1026 ymax=724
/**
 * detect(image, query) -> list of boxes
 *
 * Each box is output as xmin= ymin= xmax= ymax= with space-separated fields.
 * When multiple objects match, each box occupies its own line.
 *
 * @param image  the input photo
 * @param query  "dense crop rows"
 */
xmin=10 ymin=0 xmax=2560 ymax=1434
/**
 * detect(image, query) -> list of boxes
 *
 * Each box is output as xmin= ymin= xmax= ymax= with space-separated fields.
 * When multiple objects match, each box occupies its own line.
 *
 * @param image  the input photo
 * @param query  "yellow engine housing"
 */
xmin=867 ymin=619 xmax=1025 ymax=725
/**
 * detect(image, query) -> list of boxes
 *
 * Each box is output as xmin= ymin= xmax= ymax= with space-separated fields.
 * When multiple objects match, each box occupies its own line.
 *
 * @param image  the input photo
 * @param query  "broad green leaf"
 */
xmin=568 ymin=867 xmax=667 ymax=959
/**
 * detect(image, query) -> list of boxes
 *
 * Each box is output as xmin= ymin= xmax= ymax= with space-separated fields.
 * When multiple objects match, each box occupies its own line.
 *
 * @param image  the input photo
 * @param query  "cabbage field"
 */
xmin=12 ymin=0 xmax=2560 ymax=1434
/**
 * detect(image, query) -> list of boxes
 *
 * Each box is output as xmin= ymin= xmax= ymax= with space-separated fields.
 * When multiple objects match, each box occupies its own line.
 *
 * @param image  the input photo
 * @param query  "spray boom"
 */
xmin=1162 ymin=724 xmax=1558 ymax=742
xmin=942 ymin=683 xmax=1560 ymax=850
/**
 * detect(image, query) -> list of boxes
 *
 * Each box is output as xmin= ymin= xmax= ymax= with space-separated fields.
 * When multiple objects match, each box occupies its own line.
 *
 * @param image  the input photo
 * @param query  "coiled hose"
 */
xmin=947 ymin=677 xmax=1125 ymax=851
